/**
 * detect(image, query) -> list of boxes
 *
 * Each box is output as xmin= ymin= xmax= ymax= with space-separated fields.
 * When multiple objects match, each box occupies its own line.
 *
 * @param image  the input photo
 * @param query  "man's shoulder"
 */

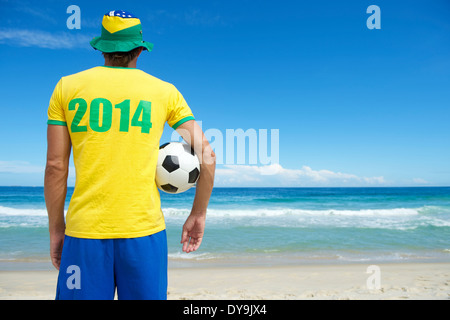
xmin=133 ymin=70 xmax=181 ymax=97
xmin=133 ymin=69 xmax=175 ymax=88
xmin=59 ymin=67 xmax=100 ymax=82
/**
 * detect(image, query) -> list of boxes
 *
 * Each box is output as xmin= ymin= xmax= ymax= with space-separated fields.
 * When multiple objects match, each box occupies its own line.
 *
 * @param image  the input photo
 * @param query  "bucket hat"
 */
xmin=90 ymin=10 xmax=153 ymax=53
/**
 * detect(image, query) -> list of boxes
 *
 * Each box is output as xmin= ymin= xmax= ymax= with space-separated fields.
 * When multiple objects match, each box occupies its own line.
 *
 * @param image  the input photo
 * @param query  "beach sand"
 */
xmin=0 ymin=263 xmax=449 ymax=300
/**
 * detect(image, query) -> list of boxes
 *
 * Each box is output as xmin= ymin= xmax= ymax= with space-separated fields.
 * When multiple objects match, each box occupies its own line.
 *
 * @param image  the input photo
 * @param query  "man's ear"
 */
xmin=136 ymin=47 xmax=144 ymax=58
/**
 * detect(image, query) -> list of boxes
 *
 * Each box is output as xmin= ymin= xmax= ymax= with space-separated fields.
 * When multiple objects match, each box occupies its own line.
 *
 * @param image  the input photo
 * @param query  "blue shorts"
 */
xmin=55 ymin=230 xmax=167 ymax=300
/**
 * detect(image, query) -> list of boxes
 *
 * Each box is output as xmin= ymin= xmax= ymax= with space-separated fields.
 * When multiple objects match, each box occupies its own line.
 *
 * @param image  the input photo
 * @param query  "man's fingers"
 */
xmin=192 ymin=237 xmax=202 ymax=250
xmin=51 ymin=257 xmax=60 ymax=270
xmin=181 ymin=228 xmax=188 ymax=244
xmin=181 ymin=232 xmax=188 ymax=252
xmin=187 ymin=237 xmax=202 ymax=253
xmin=182 ymin=237 xmax=193 ymax=253
xmin=181 ymin=235 xmax=203 ymax=253
xmin=182 ymin=239 xmax=189 ymax=253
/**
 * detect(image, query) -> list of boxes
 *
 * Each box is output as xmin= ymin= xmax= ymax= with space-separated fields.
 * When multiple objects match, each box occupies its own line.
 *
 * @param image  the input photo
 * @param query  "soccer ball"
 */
xmin=156 ymin=142 xmax=200 ymax=194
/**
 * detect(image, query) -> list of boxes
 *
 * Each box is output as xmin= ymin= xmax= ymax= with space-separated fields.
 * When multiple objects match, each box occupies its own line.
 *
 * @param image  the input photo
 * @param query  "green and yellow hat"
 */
xmin=90 ymin=10 xmax=153 ymax=53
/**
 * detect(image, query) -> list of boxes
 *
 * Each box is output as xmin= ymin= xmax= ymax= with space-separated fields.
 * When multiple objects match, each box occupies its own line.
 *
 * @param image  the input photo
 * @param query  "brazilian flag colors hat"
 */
xmin=90 ymin=10 xmax=153 ymax=53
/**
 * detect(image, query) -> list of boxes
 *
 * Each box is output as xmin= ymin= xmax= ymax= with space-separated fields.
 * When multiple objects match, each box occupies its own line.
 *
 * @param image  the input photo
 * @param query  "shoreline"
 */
xmin=1 ymin=261 xmax=449 ymax=300
xmin=2 ymin=254 xmax=450 ymax=271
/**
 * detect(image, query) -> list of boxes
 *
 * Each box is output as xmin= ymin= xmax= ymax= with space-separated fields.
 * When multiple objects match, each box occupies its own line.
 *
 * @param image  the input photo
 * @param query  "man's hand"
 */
xmin=49 ymin=230 xmax=65 ymax=270
xmin=181 ymin=212 xmax=206 ymax=253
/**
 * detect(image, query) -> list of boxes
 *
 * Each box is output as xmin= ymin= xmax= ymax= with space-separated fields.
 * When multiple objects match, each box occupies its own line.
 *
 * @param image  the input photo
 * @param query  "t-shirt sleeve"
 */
xmin=166 ymin=84 xmax=195 ymax=130
xmin=47 ymin=79 xmax=67 ymax=126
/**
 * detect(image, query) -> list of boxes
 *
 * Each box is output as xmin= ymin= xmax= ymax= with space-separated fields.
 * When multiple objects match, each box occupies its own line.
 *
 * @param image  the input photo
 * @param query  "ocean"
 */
xmin=1 ymin=186 xmax=449 ymax=270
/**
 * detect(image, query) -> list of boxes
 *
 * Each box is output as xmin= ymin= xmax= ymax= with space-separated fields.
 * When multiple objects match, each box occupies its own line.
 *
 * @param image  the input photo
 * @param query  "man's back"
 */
xmin=45 ymin=10 xmax=214 ymax=299
xmin=48 ymin=66 xmax=194 ymax=239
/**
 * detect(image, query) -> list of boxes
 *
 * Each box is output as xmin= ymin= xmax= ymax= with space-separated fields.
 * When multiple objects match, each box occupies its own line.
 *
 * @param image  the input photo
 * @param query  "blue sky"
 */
xmin=0 ymin=0 xmax=449 ymax=187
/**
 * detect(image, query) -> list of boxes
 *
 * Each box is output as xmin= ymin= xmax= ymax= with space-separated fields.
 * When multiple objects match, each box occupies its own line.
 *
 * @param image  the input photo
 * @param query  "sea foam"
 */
xmin=0 ymin=206 xmax=48 ymax=216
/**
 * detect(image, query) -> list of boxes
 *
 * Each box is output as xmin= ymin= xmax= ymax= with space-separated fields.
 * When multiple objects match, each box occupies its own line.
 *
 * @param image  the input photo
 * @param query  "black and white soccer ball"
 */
xmin=156 ymin=142 xmax=200 ymax=194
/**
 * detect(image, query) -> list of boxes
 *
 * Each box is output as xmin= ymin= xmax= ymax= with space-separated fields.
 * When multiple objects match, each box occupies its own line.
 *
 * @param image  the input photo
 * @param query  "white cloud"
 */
xmin=215 ymin=164 xmax=387 ymax=187
xmin=18 ymin=6 xmax=58 ymax=25
xmin=147 ymin=8 xmax=226 ymax=33
xmin=412 ymin=178 xmax=429 ymax=185
xmin=183 ymin=9 xmax=223 ymax=26
xmin=0 ymin=161 xmax=75 ymax=180
xmin=0 ymin=28 xmax=93 ymax=49
xmin=0 ymin=161 xmax=44 ymax=174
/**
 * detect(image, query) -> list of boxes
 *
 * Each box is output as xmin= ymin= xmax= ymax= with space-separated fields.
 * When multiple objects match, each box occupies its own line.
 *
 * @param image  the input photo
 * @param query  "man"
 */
xmin=44 ymin=10 xmax=215 ymax=300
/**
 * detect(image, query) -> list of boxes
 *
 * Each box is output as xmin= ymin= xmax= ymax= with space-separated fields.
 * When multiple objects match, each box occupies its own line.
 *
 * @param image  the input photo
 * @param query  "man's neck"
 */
xmin=104 ymin=60 xmax=137 ymax=68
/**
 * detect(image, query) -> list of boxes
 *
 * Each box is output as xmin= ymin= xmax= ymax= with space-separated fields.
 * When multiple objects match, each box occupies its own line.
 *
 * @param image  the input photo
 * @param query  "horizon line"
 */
xmin=0 ymin=185 xmax=449 ymax=189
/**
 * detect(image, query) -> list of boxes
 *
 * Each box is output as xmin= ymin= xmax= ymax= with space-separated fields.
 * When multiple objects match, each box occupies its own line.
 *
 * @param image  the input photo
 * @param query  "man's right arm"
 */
xmin=175 ymin=120 xmax=216 ymax=253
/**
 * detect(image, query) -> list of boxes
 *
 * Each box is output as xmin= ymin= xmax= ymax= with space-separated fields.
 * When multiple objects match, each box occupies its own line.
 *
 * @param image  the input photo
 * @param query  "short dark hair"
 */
xmin=102 ymin=47 xmax=142 ymax=67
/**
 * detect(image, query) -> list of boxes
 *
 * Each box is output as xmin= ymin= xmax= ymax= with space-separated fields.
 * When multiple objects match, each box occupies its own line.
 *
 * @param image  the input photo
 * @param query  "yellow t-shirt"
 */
xmin=47 ymin=66 xmax=194 ymax=239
